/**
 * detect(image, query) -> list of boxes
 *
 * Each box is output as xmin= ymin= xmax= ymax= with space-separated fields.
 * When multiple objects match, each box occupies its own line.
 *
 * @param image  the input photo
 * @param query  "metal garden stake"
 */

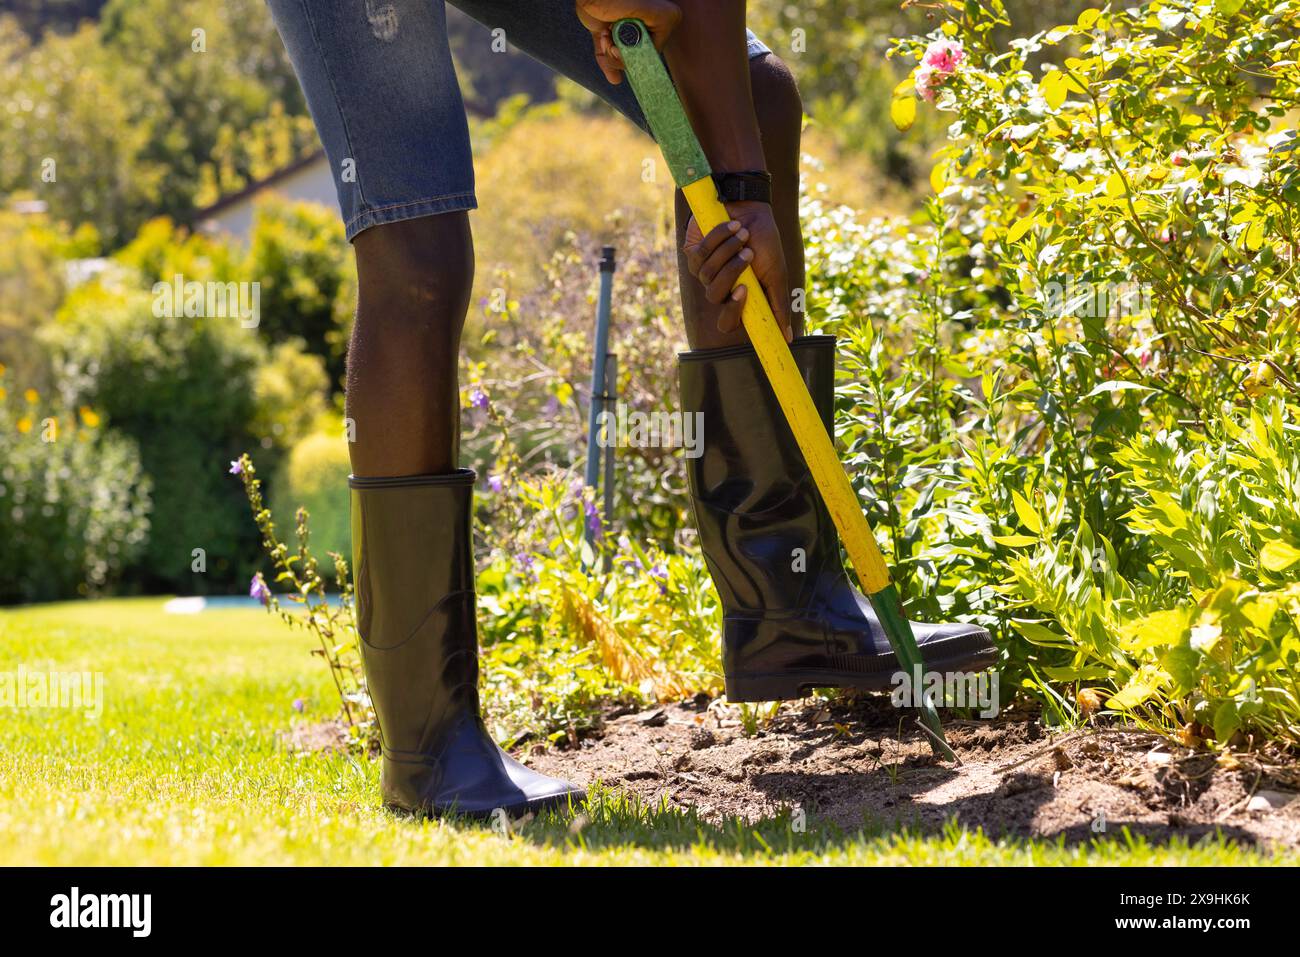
xmin=584 ymin=246 xmax=617 ymax=561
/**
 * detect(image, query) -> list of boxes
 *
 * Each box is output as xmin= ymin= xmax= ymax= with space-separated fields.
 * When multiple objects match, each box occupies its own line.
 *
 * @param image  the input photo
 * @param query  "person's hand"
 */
xmin=575 ymin=1 xmax=682 ymax=84
xmin=683 ymin=200 xmax=792 ymax=342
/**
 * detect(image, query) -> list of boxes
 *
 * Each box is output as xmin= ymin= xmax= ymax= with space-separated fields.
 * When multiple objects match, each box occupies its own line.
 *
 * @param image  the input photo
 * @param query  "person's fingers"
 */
xmin=697 ymin=233 xmax=749 ymax=288
xmin=683 ymin=220 xmax=741 ymax=275
xmin=716 ymin=282 xmax=747 ymax=335
xmin=644 ymin=4 xmax=684 ymax=49
xmin=592 ymin=32 xmax=623 ymax=83
xmin=703 ymin=248 xmax=752 ymax=306
xmin=580 ymin=1 xmax=683 ymax=48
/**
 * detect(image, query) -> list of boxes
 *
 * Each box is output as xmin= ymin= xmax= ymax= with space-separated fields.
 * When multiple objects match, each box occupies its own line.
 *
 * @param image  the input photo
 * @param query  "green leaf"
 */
xmin=1012 ymin=491 xmax=1042 ymax=533
xmin=993 ymin=534 xmax=1040 ymax=547
xmin=1212 ymin=700 xmax=1240 ymax=742
xmin=1076 ymin=8 xmax=1102 ymax=29
xmin=1259 ymin=540 xmax=1300 ymax=572
xmin=1006 ymin=215 xmax=1036 ymax=245
xmin=1086 ymin=380 xmax=1157 ymax=398
xmin=1040 ymin=70 xmax=1067 ymax=109
xmin=1013 ymin=620 xmax=1072 ymax=648
xmin=1107 ymin=672 xmax=1161 ymax=710
xmin=1120 ymin=608 xmax=1191 ymax=652
xmin=890 ymin=95 xmax=916 ymax=132
xmin=1242 ymin=219 xmax=1266 ymax=252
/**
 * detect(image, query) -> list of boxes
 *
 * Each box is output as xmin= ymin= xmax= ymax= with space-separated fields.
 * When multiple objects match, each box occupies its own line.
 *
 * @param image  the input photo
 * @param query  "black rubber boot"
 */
xmin=680 ymin=335 xmax=998 ymax=702
xmin=349 ymin=470 xmax=584 ymax=817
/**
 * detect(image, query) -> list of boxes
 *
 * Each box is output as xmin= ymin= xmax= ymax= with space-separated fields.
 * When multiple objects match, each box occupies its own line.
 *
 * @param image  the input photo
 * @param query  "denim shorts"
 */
xmin=266 ymin=0 xmax=771 ymax=240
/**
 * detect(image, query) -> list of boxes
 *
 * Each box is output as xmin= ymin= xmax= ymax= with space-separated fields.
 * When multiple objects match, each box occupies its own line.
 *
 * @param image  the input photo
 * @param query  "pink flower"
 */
xmin=916 ymin=66 xmax=938 ymax=102
xmin=917 ymin=39 xmax=964 ymax=102
xmin=923 ymin=39 xmax=966 ymax=75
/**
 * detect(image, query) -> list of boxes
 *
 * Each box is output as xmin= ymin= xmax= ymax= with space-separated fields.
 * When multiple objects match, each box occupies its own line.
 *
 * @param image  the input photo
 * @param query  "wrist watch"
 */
xmin=712 ymin=169 xmax=772 ymax=204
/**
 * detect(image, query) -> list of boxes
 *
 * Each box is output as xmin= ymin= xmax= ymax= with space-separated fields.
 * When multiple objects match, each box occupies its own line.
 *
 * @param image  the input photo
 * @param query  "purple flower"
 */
xmin=515 ymin=552 xmax=539 ymax=581
xmin=487 ymin=474 xmax=504 ymax=493
xmin=292 ymin=698 xmax=305 ymax=713
xmin=583 ymin=498 xmax=603 ymax=540
xmin=249 ymin=572 xmax=271 ymax=606
xmin=228 ymin=459 xmax=243 ymax=476
xmin=468 ymin=387 xmax=489 ymax=410
xmin=649 ymin=562 xmax=669 ymax=596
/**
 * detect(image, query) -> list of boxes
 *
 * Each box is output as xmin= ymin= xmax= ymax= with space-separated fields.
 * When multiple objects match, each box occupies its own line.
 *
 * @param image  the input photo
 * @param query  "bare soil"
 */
xmin=525 ymin=696 xmax=1300 ymax=848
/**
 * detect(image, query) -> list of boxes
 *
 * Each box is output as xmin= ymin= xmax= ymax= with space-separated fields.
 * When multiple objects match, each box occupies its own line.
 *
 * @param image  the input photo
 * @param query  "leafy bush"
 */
xmin=476 ymin=471 xmax=722 ymax=745
xmin=0 ymin=379 xmax=150 ymax=602
xmin=46 ymin=282 xmax=265 ymax=591
xmin=470 ymin=107 xmax=671 ymax=302
xmin=793 ymin=0 xmax=1300 ymax=742
xmin=1001 ymin=399 xmax=1300 ymax=745
xmin=0 ymin=0 xmax=315 ymax=244
xmin=43 ymin=216 xmax=334 ymax=591
xmin=271 ymin=420 xmax=351 ymax=575
xmin=245 ymin=199 xmax=355 ymax=390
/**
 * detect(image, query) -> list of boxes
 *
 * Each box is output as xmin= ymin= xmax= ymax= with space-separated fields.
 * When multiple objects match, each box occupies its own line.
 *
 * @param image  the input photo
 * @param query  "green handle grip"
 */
xmin=612 ymin=19 xmax=711 ymax=187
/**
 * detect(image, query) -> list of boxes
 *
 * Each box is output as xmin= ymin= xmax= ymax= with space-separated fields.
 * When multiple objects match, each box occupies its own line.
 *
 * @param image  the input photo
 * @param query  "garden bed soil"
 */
xmin=524 ymin=697 xmax=1300 ymax=848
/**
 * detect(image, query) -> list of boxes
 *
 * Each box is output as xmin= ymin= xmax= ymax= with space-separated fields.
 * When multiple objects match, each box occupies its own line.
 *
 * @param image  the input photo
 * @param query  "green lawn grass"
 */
xmin=0 ymin=598 xmax=1291 ymax=866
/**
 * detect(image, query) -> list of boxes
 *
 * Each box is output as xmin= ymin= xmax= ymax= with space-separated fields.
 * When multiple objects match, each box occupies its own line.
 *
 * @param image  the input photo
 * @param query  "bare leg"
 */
xmin=347 ymin=213 xmax=474 ymax=477
xmin=676 ymin=53 xmax=805 ymax=349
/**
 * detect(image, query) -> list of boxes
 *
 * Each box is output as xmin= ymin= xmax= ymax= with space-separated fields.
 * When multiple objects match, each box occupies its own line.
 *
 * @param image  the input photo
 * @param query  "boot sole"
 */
xmin=725 ymin=643 xmax=999 ymax=703
xmin=387 ymin=788 xmax=584 ymax=821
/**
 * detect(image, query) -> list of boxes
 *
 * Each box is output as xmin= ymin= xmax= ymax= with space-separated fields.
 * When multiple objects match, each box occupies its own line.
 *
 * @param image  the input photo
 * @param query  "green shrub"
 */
xmin=272 ymin=421 xmax=351 ymax=573
xmin=0 ymin=380 xmax=150 ymax=602
xmin=251 ymin=339 xmax=330 ymax=453
xmin=793 ymin=0 xmax=1300 ymax=741
xmin=1003 ymin=398 xmax=1300 ymax=745
xmin=42 ymin=215 xmax=336 ymax=592
xmin=45 ymin=283 xmax=264 ymax=590
xmin=246 ymin=198 xmax=355 ymax=390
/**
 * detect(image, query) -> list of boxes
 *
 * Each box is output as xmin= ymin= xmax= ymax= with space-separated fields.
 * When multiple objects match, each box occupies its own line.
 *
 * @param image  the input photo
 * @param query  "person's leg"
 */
xmin=676 ymin=52 xmax=805 ymax=349
xmin=265 ymin=0 xmax=581 ymax=815
xmin=348 ymin=213 xmax=473 ymax=477
xmin=265 ymin=0 xmax=480 ymax=475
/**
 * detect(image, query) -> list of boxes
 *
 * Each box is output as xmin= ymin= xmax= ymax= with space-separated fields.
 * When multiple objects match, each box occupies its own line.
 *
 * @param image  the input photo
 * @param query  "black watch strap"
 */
xmin=713 ymin=169 xmax=772 ymax=204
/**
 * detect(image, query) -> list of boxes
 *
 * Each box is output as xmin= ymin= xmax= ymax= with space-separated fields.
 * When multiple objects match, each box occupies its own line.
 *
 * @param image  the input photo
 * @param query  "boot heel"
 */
xmin=725 ymin=671 xmax=809 ymax=703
